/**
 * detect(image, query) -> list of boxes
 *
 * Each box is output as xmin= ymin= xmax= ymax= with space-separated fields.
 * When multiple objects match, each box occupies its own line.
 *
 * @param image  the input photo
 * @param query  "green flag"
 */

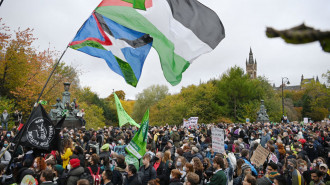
xmin=125 ymin=109 xmax=149 ymax=159
xmin=114 ymin=92 xmax=140 ymax=128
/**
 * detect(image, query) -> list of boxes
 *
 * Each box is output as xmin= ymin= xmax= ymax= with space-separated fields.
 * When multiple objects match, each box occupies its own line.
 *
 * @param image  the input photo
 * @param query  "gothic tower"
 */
xmin=246 ymin=48 xmax=257 ymax=79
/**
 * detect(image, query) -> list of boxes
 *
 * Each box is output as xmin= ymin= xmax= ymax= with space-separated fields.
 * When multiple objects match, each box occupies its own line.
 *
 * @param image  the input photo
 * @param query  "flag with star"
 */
xmin=69 ymin=11 xmax=153 ymax=87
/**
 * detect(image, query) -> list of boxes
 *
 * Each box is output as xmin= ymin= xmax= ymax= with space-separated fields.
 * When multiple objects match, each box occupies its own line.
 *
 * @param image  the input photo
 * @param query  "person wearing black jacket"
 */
xmin=138 ymin=154 xmax=156 ymax=185
xmin=123 ymin=164 xmax=142 ymax=185
xmin=153 ymin=152 xmax=168 ymax=185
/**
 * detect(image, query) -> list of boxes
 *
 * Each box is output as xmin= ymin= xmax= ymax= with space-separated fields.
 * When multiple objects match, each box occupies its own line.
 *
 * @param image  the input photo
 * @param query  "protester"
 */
xmin=124 ymin=164 xmax=142 ymax=185
xmin=139 ymin=154 xmax=156 ymax=185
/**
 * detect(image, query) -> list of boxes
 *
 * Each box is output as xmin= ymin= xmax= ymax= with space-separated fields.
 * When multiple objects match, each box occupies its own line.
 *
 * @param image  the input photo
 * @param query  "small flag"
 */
xmin=114 ymin=92 xmax=140 ymax=128
xmin=125 ymin=109 xmax=149 ymax=159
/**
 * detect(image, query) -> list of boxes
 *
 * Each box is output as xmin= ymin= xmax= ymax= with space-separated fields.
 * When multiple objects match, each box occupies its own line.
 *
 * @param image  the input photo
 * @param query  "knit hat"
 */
xmin=241 ymin=164 xmax=251 ymax=172
xmin=70 ymin=158 xmax=80 ymax=168
xmin=101 ymin=143 xmax=110 ymax=151
xmin=54 ymin=164 xmax=64 ymax=175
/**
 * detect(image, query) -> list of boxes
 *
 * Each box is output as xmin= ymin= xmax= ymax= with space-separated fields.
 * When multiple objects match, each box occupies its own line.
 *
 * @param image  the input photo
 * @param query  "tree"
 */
xmin=266 ymin=23 xmax=330 ymax=53
xmin=133 ymin=85 xmax=169 ymax=121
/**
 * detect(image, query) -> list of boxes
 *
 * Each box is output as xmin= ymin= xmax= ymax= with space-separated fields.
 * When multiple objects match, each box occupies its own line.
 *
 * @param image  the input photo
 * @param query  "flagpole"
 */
xmin=5 ymin=46 xmax=69 ymax=173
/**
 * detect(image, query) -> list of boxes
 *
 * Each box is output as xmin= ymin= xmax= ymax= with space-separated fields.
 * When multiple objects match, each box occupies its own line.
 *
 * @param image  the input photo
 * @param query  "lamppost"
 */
xmin=281 ymin=77 xmax=290 ymax=117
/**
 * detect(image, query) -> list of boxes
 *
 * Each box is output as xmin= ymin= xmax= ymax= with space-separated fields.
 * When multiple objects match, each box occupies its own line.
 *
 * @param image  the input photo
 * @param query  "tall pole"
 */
xmin=282 ymin=77 xmax=284 ymax=116
xmin=5 ymin=46 xmax=69 ymax=173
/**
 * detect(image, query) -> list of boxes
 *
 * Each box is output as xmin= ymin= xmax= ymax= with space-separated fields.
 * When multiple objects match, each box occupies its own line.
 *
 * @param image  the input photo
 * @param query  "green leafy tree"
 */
xmin=133 ymin=85 xmax=169 ymax=121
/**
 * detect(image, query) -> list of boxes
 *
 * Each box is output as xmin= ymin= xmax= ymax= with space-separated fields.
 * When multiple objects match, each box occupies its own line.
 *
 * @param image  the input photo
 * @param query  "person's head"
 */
xmin=310 ymin=169 xmax=323 ymax=183
xmin=191 ymin=157 xmax=203 ymax=171
xmin=171 ymin=169 xmax=182 ymax=179
xmin=319 ymin=164 xmax=328 ymax=175
xmin=77 ymin=179 xmax=90 ymax=185
xmin=69 ymin=158 xmax=80 ymax=170
xmin=89 ymin=154 xmax=99 ymax=165
xmin=191 ymin=147 xmax=198 ymax=154
xmin=242 ymin=174 xmax=256 ymax=185
xmin=274 ymin=175 xmax=287 ymax=185
xmin=176 ymin=156 xmax=186 ymax=169
xmin=63 ymin=138 xmax=73 ymax=150
xmin=40 ymin=169 xmax=54 ymax=182
xmin=167 ymin=140 xmax=173 ymax=147
xmin=143 ymin=154 xmax=151 ymax=166
xmin=241 ymin=164 xmax=251 ymax=175
xmin=202 ymin=158 xmax=211 ymax=170
xmin=185 ymin=172 xmax=199 ymax=185
xmin=287 ymin=159 xmax=297 ymax=172
xmin=241 ymin=149 xmax=249 ymax=159
xmin=34 ymin=157 xmax=47 ymax=171
xmin=126 ymin=164 xmax=137 ymax=176
xmin=297 ymin=159 xmax=308 ymax=173
xmin=212 ymin=156 xmax=224 ymax=170
xmin=155 ymin=152 xmax=163 ymax=162
xmin=148 ymin=179 xmax=160 ymax=185
xmin=162 ymin=151 xmax=171 ymax=163
xmin=185 ymin=163 xmax=194 ymax=173
xmin=102 ymin=169 xmax=113 ymax=182
xmin=266 ymin=162 xmax=278 ymax=175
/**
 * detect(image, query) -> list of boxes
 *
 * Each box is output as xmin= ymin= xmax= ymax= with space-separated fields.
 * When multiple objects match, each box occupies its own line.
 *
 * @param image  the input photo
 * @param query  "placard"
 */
xmin=250 ymin=145 xmax=270 ymax=167
xmin=211 ymin=127 xmax=224 ymax=153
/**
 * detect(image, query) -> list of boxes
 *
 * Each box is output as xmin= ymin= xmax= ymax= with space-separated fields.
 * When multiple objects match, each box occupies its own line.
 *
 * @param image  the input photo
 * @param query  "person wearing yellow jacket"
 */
xmin=61 ymin=139 xmax=73 ymax=169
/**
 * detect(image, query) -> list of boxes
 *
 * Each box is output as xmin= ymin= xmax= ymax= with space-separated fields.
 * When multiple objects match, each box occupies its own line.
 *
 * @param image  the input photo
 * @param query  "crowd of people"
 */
xmin=0 ymin=120 xmax=329 ymax=185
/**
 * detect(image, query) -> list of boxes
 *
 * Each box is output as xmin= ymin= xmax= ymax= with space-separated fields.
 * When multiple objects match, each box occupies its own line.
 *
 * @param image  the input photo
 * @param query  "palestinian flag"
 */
xmin=95 ymin=0 xmax=225 ymax=85
xmin=69 ymin=12 xmax=153 ymax=87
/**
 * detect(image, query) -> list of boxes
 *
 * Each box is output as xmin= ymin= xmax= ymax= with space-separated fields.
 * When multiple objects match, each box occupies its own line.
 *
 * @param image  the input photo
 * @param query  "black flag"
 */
xmin=19 ymin=104 xmax=65 ymax=152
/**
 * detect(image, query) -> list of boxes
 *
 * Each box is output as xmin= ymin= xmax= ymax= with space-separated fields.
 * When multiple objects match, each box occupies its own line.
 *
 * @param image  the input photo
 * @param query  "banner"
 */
xmin=211 ymin=127 xmax=225 ymax=153
xmin=183 ymin=117 xmax=198 ymax=128
xmin=114 ymin=92 xmax=140 ymax=128
xmin=125 ymin=109 xmax=149 ymax=159
xmin=250 ymin=145 xmax=270 ymax=167
xmin=18 ymin=104 xmax=65 ymax=152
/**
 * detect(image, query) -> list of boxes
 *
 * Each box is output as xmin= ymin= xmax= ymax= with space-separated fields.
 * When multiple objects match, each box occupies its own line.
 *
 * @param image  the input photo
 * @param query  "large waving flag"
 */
xmin=125 ymin=109 xmax=149 ymax=159
xmin=69 ymin=12 xmax=153 ymax=87
xmin=95 ymin=0 xmax=225 ymax=85
xmin=114 ymin=92 xmax=140 ymax=128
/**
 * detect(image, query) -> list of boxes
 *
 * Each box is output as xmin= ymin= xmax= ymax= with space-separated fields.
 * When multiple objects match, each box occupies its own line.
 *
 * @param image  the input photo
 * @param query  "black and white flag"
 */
xmin=19 ymin=104 xmax=65 ymax=152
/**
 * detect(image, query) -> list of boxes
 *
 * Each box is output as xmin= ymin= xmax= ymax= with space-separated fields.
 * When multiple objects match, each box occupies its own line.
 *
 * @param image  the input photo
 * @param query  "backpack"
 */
xmin=88 ymin=167 xmax=101 ymax=185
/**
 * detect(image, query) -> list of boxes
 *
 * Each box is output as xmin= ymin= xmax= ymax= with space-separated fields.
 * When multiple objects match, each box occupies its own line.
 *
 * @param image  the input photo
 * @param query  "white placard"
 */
xmin=183 ymin=117 xmax=198 ymax=128
xmin=304 ymin=117 xmax=308 ymax=124
xmin=212 ymin=127 xmax=225 ymax=153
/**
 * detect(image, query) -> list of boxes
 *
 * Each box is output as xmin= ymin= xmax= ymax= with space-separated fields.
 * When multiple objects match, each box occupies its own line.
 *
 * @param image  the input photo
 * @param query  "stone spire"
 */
xmin=249 ymin=47 xmax=254 ymax=64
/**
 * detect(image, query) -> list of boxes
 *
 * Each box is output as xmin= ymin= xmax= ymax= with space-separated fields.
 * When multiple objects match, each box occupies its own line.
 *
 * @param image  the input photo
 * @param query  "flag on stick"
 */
xmin=17 ymin=104 xmax=65 ymax=152
xmin=114 ymin=92 xmax=140 ymax=128
xmin=125 ymin=109 xmax=149 ymax=159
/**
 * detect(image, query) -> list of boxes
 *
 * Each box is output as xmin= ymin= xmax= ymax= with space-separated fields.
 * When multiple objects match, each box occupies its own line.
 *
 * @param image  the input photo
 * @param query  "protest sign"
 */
xmin=183 ymin=117 xmax=198 ymax=128
xmin=114 ymin=145 xmax=127 ymax=156
xmin=211 ymin=127 xmax=225 ymax=153
xmin=250 ymin=145 xmax=270 ymax=167
xmin=304 ymin=117 xmax=308 ymax=124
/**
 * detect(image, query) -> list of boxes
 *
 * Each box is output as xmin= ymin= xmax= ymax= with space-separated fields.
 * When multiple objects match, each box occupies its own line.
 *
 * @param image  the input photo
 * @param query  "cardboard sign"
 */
xmin=250 ymin=145 xmax=269 ymax=167
xmin=211 ymin=127 xmax=225 ymax=153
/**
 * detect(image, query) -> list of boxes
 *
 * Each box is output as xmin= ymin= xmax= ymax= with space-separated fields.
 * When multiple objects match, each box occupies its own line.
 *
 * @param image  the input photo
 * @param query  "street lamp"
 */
xmin=281 ymin=77 xmax=290 ymax=117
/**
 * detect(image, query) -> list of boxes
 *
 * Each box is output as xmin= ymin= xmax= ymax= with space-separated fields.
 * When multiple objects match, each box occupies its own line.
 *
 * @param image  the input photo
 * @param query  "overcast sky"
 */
xmin=1 ymin=0 xmax=329 ymax=99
